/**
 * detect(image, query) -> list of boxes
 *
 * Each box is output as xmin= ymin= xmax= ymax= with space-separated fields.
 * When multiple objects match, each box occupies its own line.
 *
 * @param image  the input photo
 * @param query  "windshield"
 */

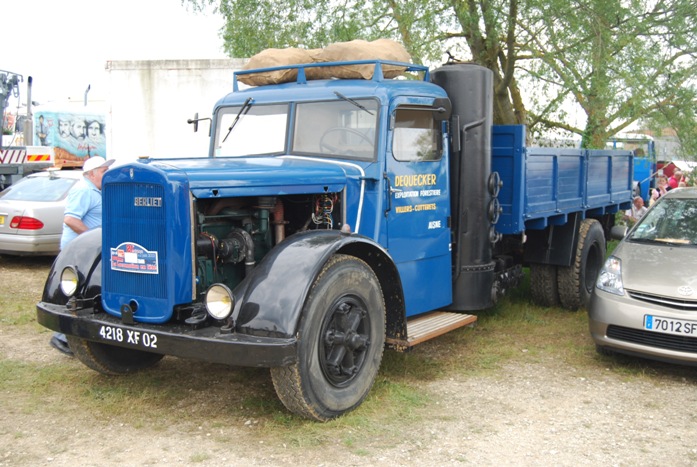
xmin=213 ymin=98 xmax=379 ymax=160
xmin=630 ymin=196 xmax=697 ymax=245
xmin=293 ymin=98 xmax=378 ymax=160
xmin=214 ymin=104 xmax=288 ymax=157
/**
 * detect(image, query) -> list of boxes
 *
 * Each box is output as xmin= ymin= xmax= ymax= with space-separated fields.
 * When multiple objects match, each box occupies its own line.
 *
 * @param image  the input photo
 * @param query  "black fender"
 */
xmin=232 ymin=229 xmax=406 ymax=341
xmin=41 ymin=228 xmax=103 ymax=305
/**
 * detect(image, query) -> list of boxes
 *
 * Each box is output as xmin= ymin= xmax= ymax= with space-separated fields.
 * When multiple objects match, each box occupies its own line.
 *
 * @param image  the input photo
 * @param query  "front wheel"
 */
xmin=271 ymin=254 xmax=385 ymax=421
xmin=67 ymin=336 xmax=164 ymax=375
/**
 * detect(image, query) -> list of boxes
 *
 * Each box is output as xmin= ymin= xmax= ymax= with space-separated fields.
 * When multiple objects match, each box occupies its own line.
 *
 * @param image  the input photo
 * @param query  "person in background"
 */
xmin=649 ymin=175 xmax=670 ymax=206
xmin=668 ymin=170 xmax=683 ymax=189
xmin=49 ymin=156 xmax=115 ymax=355
xmin=623 ymin=196 xmax=648 ymax=227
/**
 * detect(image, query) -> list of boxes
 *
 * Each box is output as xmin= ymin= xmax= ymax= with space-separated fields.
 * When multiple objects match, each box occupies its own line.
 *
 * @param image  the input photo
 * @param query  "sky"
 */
xmin=3 ymin=0 xmax=227 ymax=106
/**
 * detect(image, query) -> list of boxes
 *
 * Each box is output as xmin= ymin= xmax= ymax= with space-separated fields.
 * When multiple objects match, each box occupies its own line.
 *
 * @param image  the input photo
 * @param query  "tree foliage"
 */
xmin=520 ymin=0 xmax=697 ymax=151
xmin=186 ymin=0 xmax=697 ymax=153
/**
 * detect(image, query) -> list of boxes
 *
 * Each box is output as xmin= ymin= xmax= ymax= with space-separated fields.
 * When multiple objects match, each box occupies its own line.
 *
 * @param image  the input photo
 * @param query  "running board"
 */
xmin=386 ymin=311 xmax=477 ymax=349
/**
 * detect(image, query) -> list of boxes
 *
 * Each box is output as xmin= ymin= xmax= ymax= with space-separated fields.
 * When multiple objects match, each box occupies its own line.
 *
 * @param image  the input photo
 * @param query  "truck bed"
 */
xmin=0 ymin=146 xmax=55 ymax=188
xmin=492 ymin=125 xmax=633 ymax=235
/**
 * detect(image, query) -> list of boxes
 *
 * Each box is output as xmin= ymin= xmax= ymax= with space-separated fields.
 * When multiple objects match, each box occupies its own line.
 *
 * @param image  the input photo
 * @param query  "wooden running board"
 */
xmin=385 ymin=311 xmax=477 ymax=349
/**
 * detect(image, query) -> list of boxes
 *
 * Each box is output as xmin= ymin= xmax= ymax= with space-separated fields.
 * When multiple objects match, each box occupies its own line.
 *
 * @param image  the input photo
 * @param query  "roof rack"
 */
xmin=232 ymin=60 xmax=430 ymax=91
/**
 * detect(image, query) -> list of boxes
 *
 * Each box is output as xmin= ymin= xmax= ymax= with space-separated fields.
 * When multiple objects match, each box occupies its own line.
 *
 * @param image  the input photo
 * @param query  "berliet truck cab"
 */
xmin=37 ymin=59 xmax=632 ymax=420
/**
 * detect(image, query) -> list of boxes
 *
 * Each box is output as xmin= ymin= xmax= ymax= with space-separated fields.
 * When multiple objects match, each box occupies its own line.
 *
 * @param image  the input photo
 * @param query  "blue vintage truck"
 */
xmin=37 ymin=59 xmax=632 ymax=420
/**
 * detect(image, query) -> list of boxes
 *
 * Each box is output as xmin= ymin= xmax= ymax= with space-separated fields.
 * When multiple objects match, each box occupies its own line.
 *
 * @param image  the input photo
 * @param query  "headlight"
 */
xmin=595 ymin=256 xmax=624 ymax=296
xmin=60 ymin=266 xmax=79 ymax=297
xmin=205 ymin=283 xmax=234 ymax=320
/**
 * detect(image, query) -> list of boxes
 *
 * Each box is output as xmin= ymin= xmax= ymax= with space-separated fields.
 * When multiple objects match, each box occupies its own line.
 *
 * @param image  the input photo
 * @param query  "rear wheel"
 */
xmin=557 ymin=219 xmax=606 ymax=310
xmin=67 ymin=336 xmax=164 ymax=375
xmin=271 ymin=254 xmax=385 ymax=421
xmin=530 ymin=263 xmax=560 ymax=307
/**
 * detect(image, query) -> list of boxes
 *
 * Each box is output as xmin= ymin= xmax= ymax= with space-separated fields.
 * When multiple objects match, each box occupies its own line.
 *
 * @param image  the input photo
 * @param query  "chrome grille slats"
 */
xmin=627 ymin=290 xmax=697 ymax=311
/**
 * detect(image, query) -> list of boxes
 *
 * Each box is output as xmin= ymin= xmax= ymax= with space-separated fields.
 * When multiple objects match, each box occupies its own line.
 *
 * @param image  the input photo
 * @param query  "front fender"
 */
xmin=231 ymin=229 xmax=403 ymax=339
xmin=41 ymin=228 xmax=103 ymax=305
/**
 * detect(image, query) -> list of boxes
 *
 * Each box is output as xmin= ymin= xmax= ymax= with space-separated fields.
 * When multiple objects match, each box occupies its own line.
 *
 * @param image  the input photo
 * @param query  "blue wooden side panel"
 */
xmin=586 ymin=150 xmax=633 ymax=209
xmin=492 ymin=125 xmax=633 ymax=235
xmin=491 ymin=125 xmax=525 ymax=235
xmin=526 ymin=148 xmax=585 ymax=214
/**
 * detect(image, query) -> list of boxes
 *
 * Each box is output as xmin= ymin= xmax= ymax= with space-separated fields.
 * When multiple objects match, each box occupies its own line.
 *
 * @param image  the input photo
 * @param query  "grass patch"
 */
xmin=0 ymin=255 xmax=52 ymax=326
xmin=2 ymin=252 xmax=696 ymax=455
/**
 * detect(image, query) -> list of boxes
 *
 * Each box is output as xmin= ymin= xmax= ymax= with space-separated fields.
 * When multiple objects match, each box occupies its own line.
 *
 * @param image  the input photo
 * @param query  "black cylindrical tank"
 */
xmin=431 ymin=63 xmax=495 ymax=310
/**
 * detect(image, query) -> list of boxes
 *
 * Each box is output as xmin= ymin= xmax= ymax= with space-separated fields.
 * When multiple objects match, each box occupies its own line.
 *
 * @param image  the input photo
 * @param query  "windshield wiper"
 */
xmin=629 ymin=237 xmax=660 ymax=244
xmin=334 ymin=92 xmax=374 ymax=115
xmin=222 ymin=97 xmax=254 ymax=143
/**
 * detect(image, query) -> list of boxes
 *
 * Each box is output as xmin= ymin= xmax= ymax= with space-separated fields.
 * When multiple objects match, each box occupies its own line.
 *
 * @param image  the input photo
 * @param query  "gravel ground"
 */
xmin=2 ymin=324 xmax=697 ymax=466
xmin=2 ymin=255 xmax=696 ymax=466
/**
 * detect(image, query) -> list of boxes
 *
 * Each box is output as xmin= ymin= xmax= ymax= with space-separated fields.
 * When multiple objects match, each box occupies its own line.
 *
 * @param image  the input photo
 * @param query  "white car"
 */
xmin=589 ymin=187 xmax=697 ymax=365
xmin=0 ymin=170 xmax=83 ymax=256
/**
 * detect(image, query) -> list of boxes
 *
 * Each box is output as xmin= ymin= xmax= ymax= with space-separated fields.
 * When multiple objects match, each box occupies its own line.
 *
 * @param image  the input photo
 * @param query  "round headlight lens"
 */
xmin=60 ymin=267 xmax=79 ymax=297
xmin=205 ymin=284 xmax=234 ymax=320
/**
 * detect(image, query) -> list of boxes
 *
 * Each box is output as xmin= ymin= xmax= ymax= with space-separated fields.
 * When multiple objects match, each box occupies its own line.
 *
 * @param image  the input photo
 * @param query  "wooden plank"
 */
xmin=385 ymin=311 xmax=477 ymax=348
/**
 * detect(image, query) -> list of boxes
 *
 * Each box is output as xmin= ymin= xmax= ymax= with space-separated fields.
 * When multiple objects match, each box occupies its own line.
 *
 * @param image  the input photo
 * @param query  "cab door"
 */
xmin=385 ymin=97 xmax=452 ymax=316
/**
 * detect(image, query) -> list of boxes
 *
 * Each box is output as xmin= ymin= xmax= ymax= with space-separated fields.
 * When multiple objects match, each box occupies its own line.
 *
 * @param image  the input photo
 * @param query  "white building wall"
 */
xmin=105 ymin=59 xmax=247 ymax=162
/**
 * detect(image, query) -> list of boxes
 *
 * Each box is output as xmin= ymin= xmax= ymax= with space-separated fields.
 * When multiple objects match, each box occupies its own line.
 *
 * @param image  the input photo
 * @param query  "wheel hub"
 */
xmin=320 ymin=299 xmax=371 ymax=386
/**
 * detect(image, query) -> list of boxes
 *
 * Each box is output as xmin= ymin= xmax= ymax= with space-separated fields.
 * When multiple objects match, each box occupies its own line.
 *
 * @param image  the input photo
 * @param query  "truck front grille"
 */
xmin=103 ymin=183 xmax=167 ymax=299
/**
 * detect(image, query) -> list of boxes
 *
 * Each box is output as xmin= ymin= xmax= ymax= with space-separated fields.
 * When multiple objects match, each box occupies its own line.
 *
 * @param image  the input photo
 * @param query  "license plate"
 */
xmin=644 ymin=315 xmax=697 ymax=336
xmin=0 ymin=215 xmax=4 ymax=226
xmin=98 ymin=325 xmax=159 ymax=349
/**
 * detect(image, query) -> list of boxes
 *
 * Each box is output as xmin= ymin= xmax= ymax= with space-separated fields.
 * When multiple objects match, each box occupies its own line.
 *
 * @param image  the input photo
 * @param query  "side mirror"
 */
xmin=187 ymin=113 xmax=212 ymax=133
xmin=187 ymin=113 xmax=200 ymax=132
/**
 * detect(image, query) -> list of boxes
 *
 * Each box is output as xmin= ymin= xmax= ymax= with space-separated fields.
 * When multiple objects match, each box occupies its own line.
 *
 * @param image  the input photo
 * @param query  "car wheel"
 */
xmin=270 ymin=254 xmax=385 ymax=421
xmin=67 ymin=336 xmax=164 ymax=375
xmin=557 ymin=218 xmax=606 ymax=310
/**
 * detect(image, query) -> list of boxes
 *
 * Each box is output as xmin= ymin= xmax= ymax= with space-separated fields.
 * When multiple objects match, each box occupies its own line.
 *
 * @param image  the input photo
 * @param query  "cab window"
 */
xmin=392 ymin=108 xmax=442 ymax=162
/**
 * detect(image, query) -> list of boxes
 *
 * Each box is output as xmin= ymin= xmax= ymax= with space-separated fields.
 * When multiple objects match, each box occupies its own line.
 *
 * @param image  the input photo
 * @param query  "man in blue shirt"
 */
xmin=50 ymin=156 xmax=114 ymax=355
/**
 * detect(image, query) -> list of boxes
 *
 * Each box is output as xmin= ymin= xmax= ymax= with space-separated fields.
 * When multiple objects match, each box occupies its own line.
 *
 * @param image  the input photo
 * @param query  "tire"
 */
xmin=557 ymin=218 xmax=606 ymax=311
xmin=66 ymin=336 xmax=164 ymax=375
xmin=271 ymin=254 xmax=385 ymax=421
xmin=530 ymin=263 xmax=560 ymax=307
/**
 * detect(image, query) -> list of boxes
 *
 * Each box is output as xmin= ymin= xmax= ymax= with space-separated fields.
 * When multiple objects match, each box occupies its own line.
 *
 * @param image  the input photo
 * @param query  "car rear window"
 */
xmin=0 ymin=176 xmax=79 ymax=202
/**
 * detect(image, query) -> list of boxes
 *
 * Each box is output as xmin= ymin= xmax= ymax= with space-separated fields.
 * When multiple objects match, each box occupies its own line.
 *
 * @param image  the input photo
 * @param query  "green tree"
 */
xmin=520 ymin=0 xmax=697 ymax=150
xmin=186 ymin=0 xmax=697 ymax=151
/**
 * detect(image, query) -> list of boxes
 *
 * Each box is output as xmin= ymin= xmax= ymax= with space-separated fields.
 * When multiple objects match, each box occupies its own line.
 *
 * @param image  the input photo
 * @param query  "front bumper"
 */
xmin=37 ymin=302 xmax=297 ymax=368
xmin=588 ymin=289 xmax=697 ymax=366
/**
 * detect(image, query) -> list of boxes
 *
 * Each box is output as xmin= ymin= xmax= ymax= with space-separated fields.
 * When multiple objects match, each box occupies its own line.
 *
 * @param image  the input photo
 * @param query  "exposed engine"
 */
xmin=193 ymin=193 xmax=342 ymax=295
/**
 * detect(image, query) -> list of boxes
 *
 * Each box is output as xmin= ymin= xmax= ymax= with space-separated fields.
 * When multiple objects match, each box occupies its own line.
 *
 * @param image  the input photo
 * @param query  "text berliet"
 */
xmin=134 ymin=197 xmax=163 ymax=207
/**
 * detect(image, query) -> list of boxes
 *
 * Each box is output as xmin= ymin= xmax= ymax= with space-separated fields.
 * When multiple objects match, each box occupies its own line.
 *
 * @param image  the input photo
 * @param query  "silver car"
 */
xmin=589 ymin=187 xmax=697 ymax=365
xmin=0 ymin=170 xmax=83 ymax=256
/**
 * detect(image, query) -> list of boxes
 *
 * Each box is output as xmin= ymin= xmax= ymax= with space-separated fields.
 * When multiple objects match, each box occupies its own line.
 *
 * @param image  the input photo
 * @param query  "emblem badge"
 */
xmin=677 ymin=286 xmax=694 ymax=296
